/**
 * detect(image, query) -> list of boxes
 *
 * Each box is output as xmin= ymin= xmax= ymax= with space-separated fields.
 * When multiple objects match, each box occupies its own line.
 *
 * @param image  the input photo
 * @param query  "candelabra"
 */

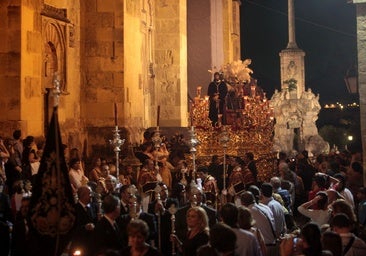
xmin=168 ymin=204 xmax=177 ymax=256
xmin=151 ymin=127 xmax=162 ymax=171
xmin=219 ymin=126 xmax=230 ymax=191
xmin=109 ymin=126 xmax=125 ymax=179
xmin=188 ymin=126 xmax=199 ymax=182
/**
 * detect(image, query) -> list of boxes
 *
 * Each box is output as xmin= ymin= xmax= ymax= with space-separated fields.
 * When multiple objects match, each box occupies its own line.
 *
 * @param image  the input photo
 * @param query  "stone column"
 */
xmin=354 ymin=0 xmax=366 ymax=185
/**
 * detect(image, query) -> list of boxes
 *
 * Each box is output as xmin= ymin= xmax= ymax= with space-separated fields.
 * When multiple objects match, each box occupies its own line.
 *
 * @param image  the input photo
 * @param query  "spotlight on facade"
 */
xmin=348 ymin=135 xmax=353 ymax=141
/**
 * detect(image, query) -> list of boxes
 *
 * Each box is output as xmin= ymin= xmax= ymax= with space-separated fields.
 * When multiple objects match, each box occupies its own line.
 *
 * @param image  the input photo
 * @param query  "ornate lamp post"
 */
xmin=188 ymin=126 xmax=199 ymax=183
xmin=109 ymin=126 xmax=125 ymax=179
xmin=151 ymin=128 xmax=162 ymax=170
xmin=219 ymin=126 xmax=230 ymax=192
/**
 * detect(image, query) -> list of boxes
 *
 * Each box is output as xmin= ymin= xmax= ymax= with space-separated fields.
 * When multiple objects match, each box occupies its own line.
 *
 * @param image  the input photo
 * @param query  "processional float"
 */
xmin=191 ymin=60 xmax=277 ymax=182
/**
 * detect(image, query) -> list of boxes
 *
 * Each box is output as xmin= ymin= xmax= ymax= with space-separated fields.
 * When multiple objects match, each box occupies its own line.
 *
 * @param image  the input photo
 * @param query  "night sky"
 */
xmin=240 ymin=0 xmax=357 ymax=104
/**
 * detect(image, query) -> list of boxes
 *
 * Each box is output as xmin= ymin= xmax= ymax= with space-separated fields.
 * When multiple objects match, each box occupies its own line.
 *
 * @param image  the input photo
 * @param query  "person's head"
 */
xmin=127 ymin=219 xmax=149 ymax=249
xmin=143 ymin=159 xmax=154 ymax=170
xmin=13 ymin=180 xmax=24 ymax=194
xmin=24 ymin=136 xmax=35 ymax=148
xmin=301 ymin=222 xmax=322 ymax=254
xmin=69 ymin=158 xmax=81 ymax=170
xmin=101 ymin=164 xmax=110 ymax=177
xmin=240 ymin=191 xmax=256 ymax=206
xmin=13 ymin=130 xmax=21 ymax=140
xmin=330 ymin=199 xmax=356 ymax=223
xmin=196 ymin=166 xmax=209 ymax=180
xmin=93 ymin=157 xmax=102 ymax=167
xmin=188 ymin=182 xmax=203 ymax=205
xmin=333 ymin=173 xmax=346 ymax=192
xmin=237 ymin=206 xmax=255 ymax=229
xmin=23 ymin=179 xmax=32 ymax=192
xmin=270 ymin=177 xmax=281 ymax=191
xmin=260 ymin=183 xmax=273 ymax=198
xmin=77 ymin=185 xmax=92 ymax=205
xmin=220 ymin=203 xmax=238 ymax=228
xmin=312 ymin=173 xmax=329 ymax=190
xmin=141 ymin=142 xmax=153 ymax=153
xmin=278 ymin=151 xmax=287 ymax=161
xmin=315 ymin=191 xmax=328 ymax=210
xmin=209 ymin=223 xmax=236 ymax=254
xmin=119 ymin=185 xmax=131 ymax=204
xmin=105 ymin=175 xmax=117 ymax=192
xmin=278 ymin=162 xmax=290 ymax=177
xmin=357 ymin=186 xmax=366 ymax=202
xmin=102 ymin=194 xmax=120 ymax=218
xmin=213 ymin=72 xmax=220 ymax=81
xmin=330 ymin=213 xmax=352 ymax=234
xmin=69 ymin=148 xmax=81 ymax=159
xmin=129 ymin=194 xmax=142 ymax=211
xmin=349 ymin=161 xmax=363 ymax=175
xmin=321 ymin=231 xmax=342 ymax=256
xmin=156 ymin=182 xmax=168 ymax=201
xmin=186 ymin=206 xmax=209 ymax=232
xmin=19 ymin=197 xmax=30 ymax=217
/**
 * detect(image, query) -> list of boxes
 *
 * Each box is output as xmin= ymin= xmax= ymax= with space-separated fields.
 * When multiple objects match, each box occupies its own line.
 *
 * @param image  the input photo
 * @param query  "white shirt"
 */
xmin=232 ymin=228 xmax=262 ymax=256
xmin=247 ymin=203 xmax=276 ymax=245
xmin=340 ymin=188 xmax=355 ymax=209
xmin=297 ymin=205 xmax=331 ymax=226
xmin=261 ymin=196 xmax=287 ymax=237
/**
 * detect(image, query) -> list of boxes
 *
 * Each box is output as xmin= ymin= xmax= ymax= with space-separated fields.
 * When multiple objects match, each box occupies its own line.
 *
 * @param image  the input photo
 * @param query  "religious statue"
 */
xmin=207 ymin=72 xmax=228 ymax=126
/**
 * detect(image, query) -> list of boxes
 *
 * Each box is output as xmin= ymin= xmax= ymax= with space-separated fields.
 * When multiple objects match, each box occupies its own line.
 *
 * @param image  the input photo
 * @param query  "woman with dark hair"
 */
xmin=120 ymin=219 xmax=160 ymax=256
xmin=280 ymin=222 xmax=325 ymax=256
xmin=298 ymin=191 xmax=331 ymax=226
xmin=321 ymin=231 xmax=343 ymax=256
xmin=21 ymin=135 xmax=39 ymax=181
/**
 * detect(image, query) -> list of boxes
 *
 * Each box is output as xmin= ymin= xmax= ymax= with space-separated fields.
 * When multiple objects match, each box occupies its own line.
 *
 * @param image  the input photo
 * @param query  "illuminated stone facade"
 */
xmin=0 ymin=0 xmax=240 ymax=157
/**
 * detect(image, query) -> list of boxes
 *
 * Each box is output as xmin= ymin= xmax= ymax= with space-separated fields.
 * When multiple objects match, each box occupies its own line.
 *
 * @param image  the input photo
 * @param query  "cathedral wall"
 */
xmin=123 ymin=0 xmax=147 ymax=133
xmin=79 ymin=0 xmax=125 ymax=156
xmin=0 ymin=2 xmax=22 ymax=135
xmin=154 ymin=0 xmax=188 ymax=127
xmin=187 ymin=0 xmax=212 ymax=101
xmin=20 ymin=1 xmax=43 ymax=136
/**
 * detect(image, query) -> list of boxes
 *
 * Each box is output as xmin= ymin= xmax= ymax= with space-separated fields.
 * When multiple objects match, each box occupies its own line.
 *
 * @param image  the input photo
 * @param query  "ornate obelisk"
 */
xmin=279 ymin=0 xmax=305 ymax=99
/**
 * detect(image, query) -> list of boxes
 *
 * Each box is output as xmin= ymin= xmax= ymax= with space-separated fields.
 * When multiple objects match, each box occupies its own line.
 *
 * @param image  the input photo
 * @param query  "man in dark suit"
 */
xmin=117 ymin=194 xmax=157 ymax=248
xmin=147 ymin=182 xmax=179 ymax=255
xmin=119 ymin=184 xmax=130 ymax=215
xmin=174 ymin=181 xmax=218 ymax=241
xmin=71 ymin=185 xmax=98 ymax=255
xmin=91 ymin=194 xmax=124 ymax=254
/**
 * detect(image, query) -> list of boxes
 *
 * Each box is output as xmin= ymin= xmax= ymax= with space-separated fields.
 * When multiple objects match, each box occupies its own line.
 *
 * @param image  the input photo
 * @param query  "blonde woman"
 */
xmin=171 ymin=206 xmax=209 ymax=256
xmin=238 ymin=206 xmax=267 ymax=256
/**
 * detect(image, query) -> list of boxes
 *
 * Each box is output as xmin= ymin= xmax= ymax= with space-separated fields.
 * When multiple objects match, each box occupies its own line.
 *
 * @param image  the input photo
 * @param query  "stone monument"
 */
xmin=271 ymin=0 xmax=329 ymax=156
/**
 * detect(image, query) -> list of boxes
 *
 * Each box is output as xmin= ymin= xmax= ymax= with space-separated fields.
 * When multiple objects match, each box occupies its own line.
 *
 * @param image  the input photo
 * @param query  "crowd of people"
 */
xmin=1 ymin=129 xmax=366 ymax=256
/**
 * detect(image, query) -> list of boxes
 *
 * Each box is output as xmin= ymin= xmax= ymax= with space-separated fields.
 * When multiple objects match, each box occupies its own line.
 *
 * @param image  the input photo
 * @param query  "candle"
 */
xmin=157 ymin=105 xmax=160 ymax=128
xmin=114 ymin=103 xmax=118 ymax=126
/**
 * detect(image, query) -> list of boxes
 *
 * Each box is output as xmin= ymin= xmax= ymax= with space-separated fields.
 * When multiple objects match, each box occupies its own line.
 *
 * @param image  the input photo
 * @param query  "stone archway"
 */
xmin=41 ymin=16 xmax=67 ymax=133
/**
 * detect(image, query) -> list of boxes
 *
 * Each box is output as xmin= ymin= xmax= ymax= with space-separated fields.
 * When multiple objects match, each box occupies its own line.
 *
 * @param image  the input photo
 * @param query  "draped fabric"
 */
xmin=29 ymin=107 xmax=76 ymax=255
